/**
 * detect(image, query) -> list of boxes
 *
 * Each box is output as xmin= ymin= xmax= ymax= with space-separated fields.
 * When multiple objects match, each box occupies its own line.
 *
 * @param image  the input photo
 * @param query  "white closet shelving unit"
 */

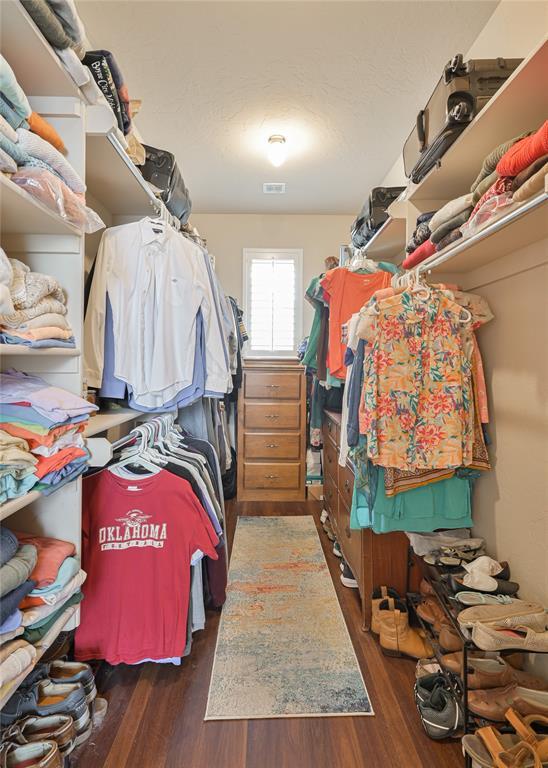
xmin=0 ymin=0 xmax=167 ymax=707
xmin=0 ymin=0 xmax=86 ymax=707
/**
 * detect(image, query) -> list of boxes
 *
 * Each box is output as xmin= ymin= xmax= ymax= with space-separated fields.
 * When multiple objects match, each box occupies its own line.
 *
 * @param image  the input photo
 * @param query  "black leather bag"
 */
xmin=351 ymin=186 xmax=405 ymax=248
xmin=140 ymin=144 xmax=192 ymax=225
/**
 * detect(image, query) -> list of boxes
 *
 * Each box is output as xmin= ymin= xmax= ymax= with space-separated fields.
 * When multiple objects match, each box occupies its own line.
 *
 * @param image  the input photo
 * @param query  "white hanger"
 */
xmin=347 ymin=246 xmax=378 ymax=273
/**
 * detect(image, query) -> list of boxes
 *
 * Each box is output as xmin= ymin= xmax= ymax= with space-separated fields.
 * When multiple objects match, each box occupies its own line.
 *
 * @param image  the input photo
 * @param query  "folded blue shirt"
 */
xmin=0 ymin=404 xmax=87 ymax=430
xmin=28 ymin=556 xmax=79 ymax=597
xmin=0 ymin=333 xmax=76 ymax=349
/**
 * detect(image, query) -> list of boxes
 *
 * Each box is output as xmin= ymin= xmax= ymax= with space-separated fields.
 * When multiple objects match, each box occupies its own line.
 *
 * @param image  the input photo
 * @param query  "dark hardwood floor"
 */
xmin=73 ymin=499 xmax=463 ymax=768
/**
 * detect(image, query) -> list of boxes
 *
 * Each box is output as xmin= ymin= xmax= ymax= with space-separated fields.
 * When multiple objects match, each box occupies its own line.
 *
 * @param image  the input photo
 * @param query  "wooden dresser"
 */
xmin=323 ymin=409 xmax=412 ymax=630
xmin=237 ymin=359 xmax=306 ymax=501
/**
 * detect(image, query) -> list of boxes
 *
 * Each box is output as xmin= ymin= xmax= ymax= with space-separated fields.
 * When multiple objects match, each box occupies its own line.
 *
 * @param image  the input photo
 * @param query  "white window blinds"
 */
xmin=243 ymin=249 xmax=303 ymax=356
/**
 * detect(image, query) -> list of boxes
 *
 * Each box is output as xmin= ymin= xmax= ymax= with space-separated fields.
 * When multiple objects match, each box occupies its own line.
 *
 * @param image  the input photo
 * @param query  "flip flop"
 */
xmin=456 ymin=592 xmax=515 ymax=606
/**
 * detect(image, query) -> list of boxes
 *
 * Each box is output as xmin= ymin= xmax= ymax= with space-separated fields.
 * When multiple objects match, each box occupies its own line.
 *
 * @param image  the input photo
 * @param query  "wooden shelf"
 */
xmin=408 ymin=39 xmax=548 ymax=203
xmin=0 ymin=490 xmax=41 ymax=522
xmin=0 ymin=605 xmax=78 ymax=710
xmin=417 ymin=188 xmax=548 ymax=274
xmin=0 ymin=0 xmax=81 ymax=99
xmin=362 ymin=218 xmax=406 ymax=263
xmin=86 ymin=105 xmax=160 ymax=216
xmin=0 ymin=345 xmax=80 ymax=357
xmin=0 ymin=175 xmax=81 ymax=236
xmin=84 ymin=409 xmax=139 ymax=437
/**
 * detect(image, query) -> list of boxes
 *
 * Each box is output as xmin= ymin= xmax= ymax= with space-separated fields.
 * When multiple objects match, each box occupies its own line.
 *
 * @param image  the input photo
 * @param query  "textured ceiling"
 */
xmin=78 ymin=1 xmax=498 ymax=214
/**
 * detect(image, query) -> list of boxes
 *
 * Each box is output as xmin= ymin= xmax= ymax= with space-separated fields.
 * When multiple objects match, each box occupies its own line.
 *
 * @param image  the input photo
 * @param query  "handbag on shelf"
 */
xmin=140 ymin=144 xmax=192 ymax=225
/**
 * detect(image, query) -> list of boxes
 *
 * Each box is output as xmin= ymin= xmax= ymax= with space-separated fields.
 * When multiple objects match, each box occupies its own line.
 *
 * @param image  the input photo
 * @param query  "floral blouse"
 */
xmin=361 ymin=289 xmax=478 ymax=472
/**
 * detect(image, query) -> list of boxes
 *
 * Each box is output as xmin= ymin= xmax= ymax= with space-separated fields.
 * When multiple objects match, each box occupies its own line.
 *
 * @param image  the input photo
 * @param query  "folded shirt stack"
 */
xmin=83 ymin=50 xmax=132 ymax=136
xmin=0 ymin=252 xmax=76 ymax=349
xmin=0 ymin=527 xmax=84 ymax=689
xmin=0 ymin=429 xmax=38 ymax=504
xmin=0 ymin=370 xmax=97 ymax=501
xmin=405 ymin=211 xmax=435 ymax=254
xmin=0 ymin=527 xmax=37 ymax=657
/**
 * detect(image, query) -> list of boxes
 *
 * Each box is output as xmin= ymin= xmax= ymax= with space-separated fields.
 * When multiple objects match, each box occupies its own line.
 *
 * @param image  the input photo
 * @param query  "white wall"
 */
xmin=190 ymin=213 xmax=353 ymax=333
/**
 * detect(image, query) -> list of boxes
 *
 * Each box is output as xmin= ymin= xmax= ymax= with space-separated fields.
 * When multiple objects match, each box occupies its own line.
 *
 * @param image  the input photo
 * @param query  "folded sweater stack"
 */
xmin=0 ymin=370 xmax=97 ymax=503
xmin=0 ymin=526 xmax=85 ymax=690
xmin=0 ymin=252 xmax=75 ymax=349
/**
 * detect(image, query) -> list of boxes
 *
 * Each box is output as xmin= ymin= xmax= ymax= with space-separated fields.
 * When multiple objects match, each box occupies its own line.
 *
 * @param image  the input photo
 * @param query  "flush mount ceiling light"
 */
xmin=267 ymin=135 xmax=287 ymax=167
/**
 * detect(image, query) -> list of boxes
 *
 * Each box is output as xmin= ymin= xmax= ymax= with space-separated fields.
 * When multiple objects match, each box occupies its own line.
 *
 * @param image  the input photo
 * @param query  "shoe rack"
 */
xmin=407 ymin=552 xmax=548 ymax=768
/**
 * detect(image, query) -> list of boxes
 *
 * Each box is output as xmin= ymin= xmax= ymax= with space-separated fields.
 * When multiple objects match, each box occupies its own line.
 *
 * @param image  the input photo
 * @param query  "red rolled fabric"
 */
xmin=402 ymin=238 xmax=436 ymax=269
xmin=496 ymin=120 xmax=548 ymax=177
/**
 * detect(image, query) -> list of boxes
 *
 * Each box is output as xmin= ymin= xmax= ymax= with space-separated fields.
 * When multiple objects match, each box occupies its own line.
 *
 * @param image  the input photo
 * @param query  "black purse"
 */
xmin=140 ymin=144 xmax=192 ymax=225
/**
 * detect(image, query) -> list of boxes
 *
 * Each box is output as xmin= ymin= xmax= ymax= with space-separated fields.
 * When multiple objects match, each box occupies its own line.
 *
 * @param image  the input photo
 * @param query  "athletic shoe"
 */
xmin=340 ymin=562 xmax=358 ymax=589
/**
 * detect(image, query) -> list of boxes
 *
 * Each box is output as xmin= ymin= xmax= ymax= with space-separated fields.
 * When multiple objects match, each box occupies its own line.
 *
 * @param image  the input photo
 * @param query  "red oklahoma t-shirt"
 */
xmin=75 ymin=469 xmax=218 ymax=664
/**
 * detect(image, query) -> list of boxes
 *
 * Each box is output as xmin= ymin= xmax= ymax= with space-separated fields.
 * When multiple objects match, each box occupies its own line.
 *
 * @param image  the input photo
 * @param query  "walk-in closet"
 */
xmin=0 ymin=1 xmax=547 ymax=766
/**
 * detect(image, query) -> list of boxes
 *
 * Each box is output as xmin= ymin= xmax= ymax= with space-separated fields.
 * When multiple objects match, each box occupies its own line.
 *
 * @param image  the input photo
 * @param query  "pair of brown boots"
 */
xmin=371 ymin=586 xmax=434 ymax=659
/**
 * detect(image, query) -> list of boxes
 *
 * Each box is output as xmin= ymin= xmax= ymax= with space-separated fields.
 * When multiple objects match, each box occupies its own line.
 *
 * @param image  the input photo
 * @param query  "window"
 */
xmin=243 ymin=248 xmax=303 ymax=357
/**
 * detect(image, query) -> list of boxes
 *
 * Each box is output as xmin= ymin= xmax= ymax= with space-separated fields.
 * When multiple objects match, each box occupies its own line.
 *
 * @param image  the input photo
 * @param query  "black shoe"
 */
xmin=340 ymin=562 xmax=358 ymax=589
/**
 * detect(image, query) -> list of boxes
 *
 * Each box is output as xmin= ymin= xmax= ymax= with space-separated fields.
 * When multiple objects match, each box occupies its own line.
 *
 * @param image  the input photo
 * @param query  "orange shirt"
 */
xmin=14 ymin=532 xmax=75 ymax=589
xmin=34 ymin=446 xmax=87 ymax=479
xmin=321 ymin=268 xmax=392 ymax=379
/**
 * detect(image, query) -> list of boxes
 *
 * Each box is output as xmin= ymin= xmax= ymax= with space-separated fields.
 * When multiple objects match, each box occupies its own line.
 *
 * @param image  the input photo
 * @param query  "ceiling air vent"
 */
xmin=263 ymin=182 xmax=286 ymax=194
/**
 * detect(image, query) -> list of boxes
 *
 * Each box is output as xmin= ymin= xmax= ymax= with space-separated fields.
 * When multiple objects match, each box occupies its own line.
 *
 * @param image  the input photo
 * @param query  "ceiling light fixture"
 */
xmin=267 ymin=135 xmax=287 ymax=167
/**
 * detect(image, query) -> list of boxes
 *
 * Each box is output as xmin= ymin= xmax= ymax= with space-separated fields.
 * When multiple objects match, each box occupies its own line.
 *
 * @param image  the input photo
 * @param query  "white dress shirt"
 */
xmin=84 ymin=218 xmax=231 ymax=408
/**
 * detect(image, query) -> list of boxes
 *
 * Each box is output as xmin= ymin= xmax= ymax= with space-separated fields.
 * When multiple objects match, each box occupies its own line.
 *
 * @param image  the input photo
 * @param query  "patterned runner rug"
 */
xmin=205 ymin=516 xmax=373 ymax=720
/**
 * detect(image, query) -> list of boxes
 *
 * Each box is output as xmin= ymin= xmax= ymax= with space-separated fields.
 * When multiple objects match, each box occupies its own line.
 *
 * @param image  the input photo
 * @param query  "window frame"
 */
xmin=242 ymin=247 xmax=303 ymax=358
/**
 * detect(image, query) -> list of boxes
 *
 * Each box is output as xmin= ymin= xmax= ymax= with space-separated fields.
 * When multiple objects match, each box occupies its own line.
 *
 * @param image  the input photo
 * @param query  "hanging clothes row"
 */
xmin=84 ymin=216 xmax=241 ymax=412
xmin=340 ymin=271 xmax=493 ymax=535
xmin=74 ymin=415 xmax=227 ymax=666
xmin=301 ymin=252 xmax=397 ymax=448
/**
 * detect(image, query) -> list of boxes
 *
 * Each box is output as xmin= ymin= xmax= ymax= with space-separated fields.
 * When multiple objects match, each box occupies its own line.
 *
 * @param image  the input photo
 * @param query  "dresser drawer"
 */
xmin=243 ymin=432 xmax=301 ymax=461
xmin=244 ymin=371 xmax=301 ymax=400
xmin=338 ymin=499 xmax=363 ymax=592
xmin=244 ymin=462 xmax=301 ymax=490
xmin=339 ymin=463 xmax=354 ymax=511
xmin=324 ymin=419 xmax=338 ymax=448
xmin=244 ymin=402 xmax=301 ymax=430
xmin=323 ymin=437 xmax=338 ymax=482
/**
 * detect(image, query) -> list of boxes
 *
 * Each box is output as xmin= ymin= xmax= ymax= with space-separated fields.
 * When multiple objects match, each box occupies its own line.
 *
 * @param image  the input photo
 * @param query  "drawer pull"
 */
xmin=264 ymin=474 xmax=279 ymax=479
xmin=266 ymin=443 xmax=279 ymax=448
xmin=267 ymin=384 xmax=280 ymax=389
xmin=265 ymin=414 xmax=279 ymax=420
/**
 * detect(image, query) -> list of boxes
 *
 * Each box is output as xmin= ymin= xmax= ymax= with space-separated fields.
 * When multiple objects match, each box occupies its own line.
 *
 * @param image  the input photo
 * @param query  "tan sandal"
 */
xmin=505 ymin=708 xmax=548 ymax=761
xmin=478 ymin=725 xmax=541 ymax=768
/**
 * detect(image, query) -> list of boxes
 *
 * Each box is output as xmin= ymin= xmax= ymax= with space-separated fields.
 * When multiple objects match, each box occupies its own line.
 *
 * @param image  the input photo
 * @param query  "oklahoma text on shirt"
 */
xmin=98 ymin=510 xmax=167 ymax=551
